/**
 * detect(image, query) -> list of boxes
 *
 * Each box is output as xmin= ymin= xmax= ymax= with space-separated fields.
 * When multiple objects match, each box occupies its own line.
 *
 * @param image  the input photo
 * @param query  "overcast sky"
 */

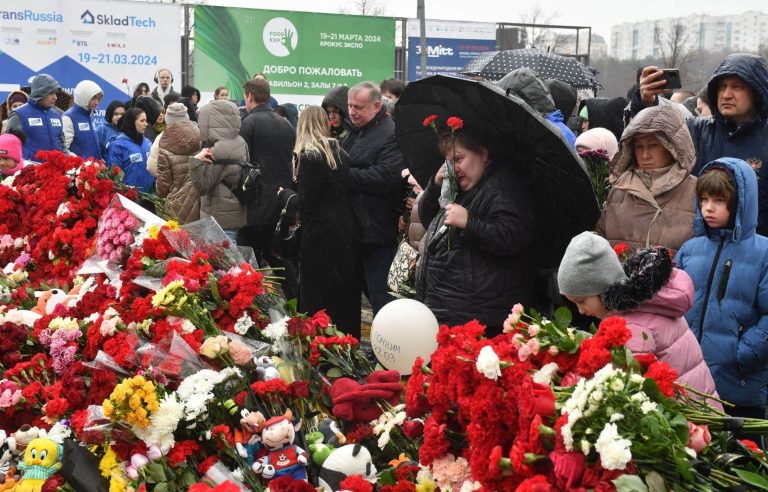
xmin=204 ymin=0 xmax=767 ymax=42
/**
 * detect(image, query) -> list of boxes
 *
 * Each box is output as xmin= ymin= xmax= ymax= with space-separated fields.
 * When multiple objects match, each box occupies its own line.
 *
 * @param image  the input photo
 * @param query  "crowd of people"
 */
xmin=2 ymin=52 xmax=768 ymax=434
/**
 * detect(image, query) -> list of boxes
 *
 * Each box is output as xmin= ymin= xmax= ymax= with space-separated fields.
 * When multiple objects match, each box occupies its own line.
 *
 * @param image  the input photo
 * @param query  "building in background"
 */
xmin=610 ymin=11 xmax=768 ymax=60
xmin=535 ymin=31 xmax=608 ymax=59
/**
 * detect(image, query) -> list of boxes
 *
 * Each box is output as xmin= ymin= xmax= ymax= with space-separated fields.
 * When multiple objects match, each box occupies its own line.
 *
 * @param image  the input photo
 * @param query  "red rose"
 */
xmin=289 ymin=380 xmax=310 ymax=398
xmin=402 ymin=419 xmax=424 ymax=438
xmin=560 ymin=371 xmax=581 ymax=388
xmin=422 ymin=114 xmax=438 ymax=127
xmin=687 ymin=422 xmax=712 ymax=453
xmin=532 ymin=383 xmax=555 ymax=417
xmin=613 ymin=242 xmax=629 ymax=257
xmin=549 ymin=450 xmax=586 ymax=489
xmin=311 ymin=309 xmax=331 ymax=329
xmin=446 ymin=116 xmax=464 ymax=130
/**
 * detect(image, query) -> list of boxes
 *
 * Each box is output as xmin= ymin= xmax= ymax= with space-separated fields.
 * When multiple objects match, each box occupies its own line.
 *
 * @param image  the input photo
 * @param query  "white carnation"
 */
xmin=640 ymin=400 xmax=658 ymax=414
xmin=533 ymin=362 xmax=559 ymax=385
xmin=264 ymin=316 xmax=289 ymax=341
xmin=234 ymin=313 xmax=255 ymax=335
xmin=475 ymin=346 xmax=502 ymax=381
xmin=132 ymin=393 xmax=184 ymax=453
xmin=595 ymin=423 xmax=632 ymax=470
xmin=610 ymin=413 xmax=624 ymax=423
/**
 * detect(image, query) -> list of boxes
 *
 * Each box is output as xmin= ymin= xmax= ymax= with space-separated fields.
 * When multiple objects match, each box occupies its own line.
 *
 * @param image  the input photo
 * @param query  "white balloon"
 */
xmin=370 ymin=299 xmax=439 ymax=375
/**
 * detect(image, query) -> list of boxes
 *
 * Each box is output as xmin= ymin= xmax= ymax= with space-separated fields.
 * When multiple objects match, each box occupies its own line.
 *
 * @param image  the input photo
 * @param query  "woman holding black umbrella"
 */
xmin=416 ymin=122 xmax=543 ymax=334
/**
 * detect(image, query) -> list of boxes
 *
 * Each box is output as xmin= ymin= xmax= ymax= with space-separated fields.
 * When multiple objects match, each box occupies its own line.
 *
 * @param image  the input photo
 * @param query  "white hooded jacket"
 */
xmin=62 ymin=80 xmax=102 ymax=153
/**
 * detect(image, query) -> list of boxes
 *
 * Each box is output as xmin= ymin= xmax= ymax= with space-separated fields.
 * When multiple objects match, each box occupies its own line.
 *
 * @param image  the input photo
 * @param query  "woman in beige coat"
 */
xmin=595 ymin=105 xmax=697 ymax=254
xmin=155 ymin=103 xmax=201 ymax=223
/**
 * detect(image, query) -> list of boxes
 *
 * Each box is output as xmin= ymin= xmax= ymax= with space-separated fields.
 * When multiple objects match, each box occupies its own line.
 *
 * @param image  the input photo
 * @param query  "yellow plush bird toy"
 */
xmin=12 ymin=438 xmax=62 ymax=492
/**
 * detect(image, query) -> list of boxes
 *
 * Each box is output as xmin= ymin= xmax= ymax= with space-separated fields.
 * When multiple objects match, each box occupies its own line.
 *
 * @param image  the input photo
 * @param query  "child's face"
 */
xmin=0 ymin=157 xmax=19 ymax=173
xmin=700 ymin=193 xmax=731 ymax=229
xmin=566 ymin=295 xmax=606 ymax=318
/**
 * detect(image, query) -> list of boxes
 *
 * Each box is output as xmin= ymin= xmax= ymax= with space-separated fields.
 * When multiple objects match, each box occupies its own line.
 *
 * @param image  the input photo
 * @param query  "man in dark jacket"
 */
xmin=343 ymin=81 xmax=408 ymax=315
xmin=633 ymin=53 xmax=768 ymax=234
xmin=238 ymin=78 xmax=298 ymax=299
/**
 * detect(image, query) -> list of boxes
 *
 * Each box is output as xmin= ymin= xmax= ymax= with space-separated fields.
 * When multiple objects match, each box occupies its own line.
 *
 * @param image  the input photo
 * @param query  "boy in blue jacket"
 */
xmin=676 ymin=157 xmax=768 ymax=425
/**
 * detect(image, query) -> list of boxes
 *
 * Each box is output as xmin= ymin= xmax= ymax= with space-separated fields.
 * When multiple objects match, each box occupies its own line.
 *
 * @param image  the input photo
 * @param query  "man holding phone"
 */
xmin=630 ymin=53 xmax=768 ymax=235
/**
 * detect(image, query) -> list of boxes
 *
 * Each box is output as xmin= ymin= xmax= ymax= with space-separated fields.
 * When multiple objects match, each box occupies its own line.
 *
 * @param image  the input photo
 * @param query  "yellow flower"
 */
xmin=151 ymin=280 xmax=185 ymax=307
xmin=103 ymin=399 xmax=114 ymax=417
xmin=416 ymin=480 xmax=436 ymax=492
xmin=148 ymin=224 xmax=161 ymax=239
xmin=99 ymin=446 xmax=119 ymax=478
xmin=165 ymin=220 xmax=180 ymax=231
xmin=109 ymin=468 xmax=129 ymax=492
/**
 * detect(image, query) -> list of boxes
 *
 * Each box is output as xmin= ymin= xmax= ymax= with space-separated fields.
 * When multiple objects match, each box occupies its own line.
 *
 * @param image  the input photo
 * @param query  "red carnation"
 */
xmin=422 ymin=114 xmax=438 ymax=127
xmin=741 ymin=439 xmax=765 ymax=456
xmin=196 ymin=455 xmax=219 ymax=474
xmin=446 ymin=116 xmax=464 ymax=130
xmin=516 ymin=474 xmax=553 ymax=492
xmin=644 ymin=361 xmax=678 ymax=397
xmin=340 ymin=475 xmax=374 ymax=492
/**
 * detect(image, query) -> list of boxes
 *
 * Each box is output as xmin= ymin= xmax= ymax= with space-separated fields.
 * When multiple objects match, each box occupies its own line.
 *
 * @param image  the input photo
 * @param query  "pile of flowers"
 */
xmin=1 ymin=152 xmax=768 ymax=492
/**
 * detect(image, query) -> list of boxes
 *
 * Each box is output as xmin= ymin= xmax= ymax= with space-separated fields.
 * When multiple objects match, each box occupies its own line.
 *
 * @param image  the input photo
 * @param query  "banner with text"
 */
xmin=0 ymin=0 xmax=181 ymax=118
xmin=194 ymin=6 xmax=395 ymax=108
xmin=407 ymin=19 xmax=496 ymax=81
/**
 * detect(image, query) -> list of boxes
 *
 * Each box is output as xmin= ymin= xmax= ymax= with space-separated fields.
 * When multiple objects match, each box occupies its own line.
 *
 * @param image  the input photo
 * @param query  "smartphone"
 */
xmin=659 ymin=69 xmax=682 ymax=89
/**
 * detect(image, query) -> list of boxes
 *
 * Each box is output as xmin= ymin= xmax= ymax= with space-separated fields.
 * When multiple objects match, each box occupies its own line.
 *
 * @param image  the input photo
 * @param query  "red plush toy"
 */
xmin=329 ymin=370 xmax=402 ymax=422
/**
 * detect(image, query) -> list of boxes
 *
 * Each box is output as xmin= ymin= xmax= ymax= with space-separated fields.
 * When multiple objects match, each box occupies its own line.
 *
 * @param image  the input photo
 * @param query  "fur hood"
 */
xmin=604 ymin=247 xmax=674 ymax=312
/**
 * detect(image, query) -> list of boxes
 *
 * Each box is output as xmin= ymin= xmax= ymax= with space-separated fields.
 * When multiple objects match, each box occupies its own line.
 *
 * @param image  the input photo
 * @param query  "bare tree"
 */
xmin=518 ymin=5 xmax=558 ymax=49
xmin=655 ymin=23 xmax=698 ymax=70
xmin=339 ymin=0 xmax=386 ymax=16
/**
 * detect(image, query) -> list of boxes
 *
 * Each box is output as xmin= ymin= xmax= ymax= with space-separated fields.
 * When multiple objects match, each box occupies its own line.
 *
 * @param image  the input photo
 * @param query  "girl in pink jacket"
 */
xmin=558 ymin=231 xmax=721 ymax=408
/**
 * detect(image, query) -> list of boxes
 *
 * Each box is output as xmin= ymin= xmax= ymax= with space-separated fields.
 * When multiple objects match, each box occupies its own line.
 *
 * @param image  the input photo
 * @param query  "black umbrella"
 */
xmin=460 ymin=48 xmax=602 ymax=90
xmin=394 ymin=75 xmax=600 ymax=268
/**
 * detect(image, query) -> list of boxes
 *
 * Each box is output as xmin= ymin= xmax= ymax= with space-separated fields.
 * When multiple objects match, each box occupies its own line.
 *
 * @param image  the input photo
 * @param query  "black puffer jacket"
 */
xmin=240 ymin=104 xmax=296 ymax=228
xmin=342 ymin=108 xmax=407 ymax=245
xmin=416 ymin=161 xmax=541 ymax=329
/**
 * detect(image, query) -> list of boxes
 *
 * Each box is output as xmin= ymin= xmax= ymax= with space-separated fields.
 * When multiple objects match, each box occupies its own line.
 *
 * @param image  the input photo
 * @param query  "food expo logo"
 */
xmin=263 ymin=17 xmax=298 ymax=57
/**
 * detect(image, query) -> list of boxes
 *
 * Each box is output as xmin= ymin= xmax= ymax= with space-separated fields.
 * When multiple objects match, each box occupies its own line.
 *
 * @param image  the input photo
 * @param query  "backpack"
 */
xmin=212 ymin=159 xmax=263 ymax=205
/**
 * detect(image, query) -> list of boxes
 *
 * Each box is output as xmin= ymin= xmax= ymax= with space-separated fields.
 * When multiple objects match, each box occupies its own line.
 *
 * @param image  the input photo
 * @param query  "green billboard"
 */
xmin=194 ymin=6 xmax=395 ymax=105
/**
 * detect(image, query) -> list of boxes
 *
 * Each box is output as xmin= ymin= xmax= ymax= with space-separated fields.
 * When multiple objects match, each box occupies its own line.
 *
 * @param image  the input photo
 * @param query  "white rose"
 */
xmin=610 ymin=378 xmax=625 ymax=391
xmin=475 ymin=346 xmax=502 ymax=381
xmin=640 ymin=401 xmax=658 ymax=414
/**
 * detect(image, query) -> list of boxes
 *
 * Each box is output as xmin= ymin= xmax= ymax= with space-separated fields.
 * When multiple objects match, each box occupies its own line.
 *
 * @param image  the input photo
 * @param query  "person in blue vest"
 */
xmin=3 ymin=74 xmax=67 ymax=160
xmin=105 ymin=108 xmax=155 ymax=193
xmin=63 ymin=80 xmax=103 ymax=160
xmin=96 ymin=101 xmax=126 ymax=158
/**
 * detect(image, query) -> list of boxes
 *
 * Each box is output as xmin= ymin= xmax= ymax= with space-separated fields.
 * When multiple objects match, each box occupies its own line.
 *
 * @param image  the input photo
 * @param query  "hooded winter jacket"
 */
xmin=343 ymin=107 xmax=408 ymax=245
xmin=323 ymin=86 xmax=350 ymax=141
xmin=188 ymin=100 xmax=247 ymax=230
xmin=497 ymin=69 xmax=576 ymax=147
xmin=156 ymin=122 xmax=201 ymax=223
xmin=6 ymin=75 xmax=66 ymax=159
xmin=595 ymin=105 xmax=697 ymax=254
xmin=676 ymin=157 xmax=768 ymax=407
xmin=416 ymin=161 xmax=541 ymax=330
xmin=609 ymin=264 xmax=721 ymax=407
xmin=63 ymin=81 xmax=103 ymax=159
xmin=105 ymin=134 xmax=154 ymax=193
xmin=134 ymin=96 xmax=162 ymax=142
xmin=631 ymin=54 xmax=768 ymax=234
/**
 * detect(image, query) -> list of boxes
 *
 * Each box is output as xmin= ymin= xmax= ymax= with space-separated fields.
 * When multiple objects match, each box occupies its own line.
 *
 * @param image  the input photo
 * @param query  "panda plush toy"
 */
xmin=318 ymin=444 xmax=377 ymax=492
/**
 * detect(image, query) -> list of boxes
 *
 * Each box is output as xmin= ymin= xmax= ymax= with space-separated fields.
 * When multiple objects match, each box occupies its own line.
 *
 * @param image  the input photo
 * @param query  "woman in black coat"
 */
xmin=416 ymin=127 xmax=543 ymax=335
xmin=286 ymin=106 xmax=361 ymax=335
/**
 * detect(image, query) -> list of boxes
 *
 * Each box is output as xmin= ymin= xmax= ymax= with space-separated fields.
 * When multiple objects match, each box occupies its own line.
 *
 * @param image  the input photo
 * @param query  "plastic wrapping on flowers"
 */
xmin=1 ymin=151 xmax=768 ymax=492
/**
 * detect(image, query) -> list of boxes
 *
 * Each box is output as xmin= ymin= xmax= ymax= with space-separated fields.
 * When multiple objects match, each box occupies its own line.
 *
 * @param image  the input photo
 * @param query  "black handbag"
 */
xmin=272 ymin=192 xmax=301 ymax=258
xmin=213 ymin=158 xmax=263 ymax=206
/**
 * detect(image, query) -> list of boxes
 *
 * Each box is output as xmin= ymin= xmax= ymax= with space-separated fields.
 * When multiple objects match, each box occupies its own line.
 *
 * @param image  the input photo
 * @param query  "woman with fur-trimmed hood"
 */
xmin=558 ymin=231 xmax=721 ymax=408
xmin=596 ymin=105 xmax=697 ymax=255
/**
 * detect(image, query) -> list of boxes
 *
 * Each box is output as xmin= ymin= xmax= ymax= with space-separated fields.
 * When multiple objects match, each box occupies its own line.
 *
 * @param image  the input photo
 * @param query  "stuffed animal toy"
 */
xmin=317 ymin=443 xmax=377 ymax=492
xmin=306 ymin=418 xmax=346 ymax=466
xmin=254 ymin=356 xmax=281 ymax=381
xmin=13 ymin=437 xmax=62 ymax=492
xmin=234 ymin=408 xmax=266 ymax=465
xmin=251 ymin=410 xmax=309 ymax=482
xmin=318 ymin=419 xmax=346 ymax=448
xmin=31 ymin=285 xmax=84 ymax=316
xmin=0 ymin=431 xmax=19 ymax=491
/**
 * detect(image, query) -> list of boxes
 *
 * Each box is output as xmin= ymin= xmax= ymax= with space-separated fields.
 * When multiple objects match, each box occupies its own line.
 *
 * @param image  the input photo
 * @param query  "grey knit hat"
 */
xmin=558 ymin=232 xmax=628 ymax=297
xmin=30 ymin=74 xmax=60 ymax=102
xmin=165 ymin=102 xmax=189 ymax=126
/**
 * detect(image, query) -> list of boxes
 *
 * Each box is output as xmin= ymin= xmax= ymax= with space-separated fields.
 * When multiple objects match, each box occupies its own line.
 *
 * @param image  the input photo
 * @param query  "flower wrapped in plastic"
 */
xmin=95 ymin=194 xmax=166 ymax=266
